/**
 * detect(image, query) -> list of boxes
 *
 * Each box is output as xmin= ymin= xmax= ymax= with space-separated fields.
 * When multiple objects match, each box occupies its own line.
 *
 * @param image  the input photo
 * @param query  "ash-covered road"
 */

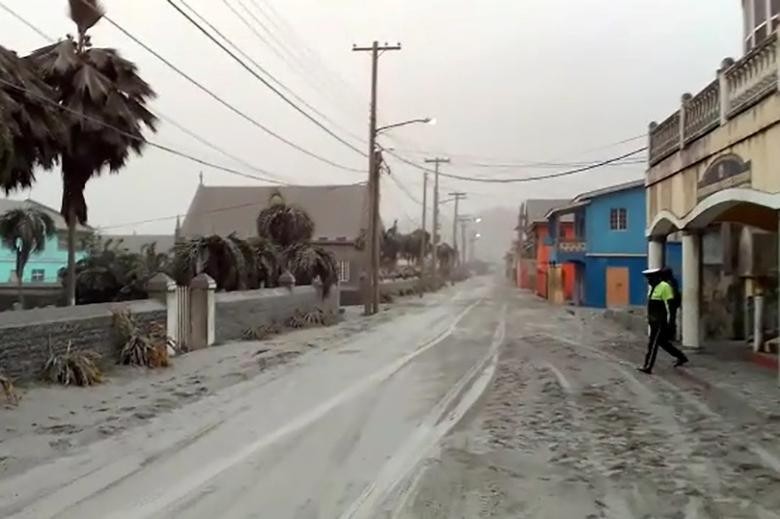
xmin=2 ymin=278 xmax=779 ymax=518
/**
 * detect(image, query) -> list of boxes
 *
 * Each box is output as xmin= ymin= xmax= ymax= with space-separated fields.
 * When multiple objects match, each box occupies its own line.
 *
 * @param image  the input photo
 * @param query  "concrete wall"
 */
xmin=214 ymin=285 xmax=340 ymax=343
xmin=340 ymin=278 xmax=420 ymax=306
xmin=0 ymin=299 xmax=165 ymax=382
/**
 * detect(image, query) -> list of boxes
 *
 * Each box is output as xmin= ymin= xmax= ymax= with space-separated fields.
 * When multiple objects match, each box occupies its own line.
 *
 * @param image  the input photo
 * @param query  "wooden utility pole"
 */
xmin=449 ymin=192 xmax=467 ymax=262
xmin=353 ymin=41 xmax=401 ymax=315
xmin=457 ymin=216 xmax=470 ymax=265
xmin=420 ymin=171 xmax=428 ymax=270
xmin=425 ymin=157 xmax=450 ymax=282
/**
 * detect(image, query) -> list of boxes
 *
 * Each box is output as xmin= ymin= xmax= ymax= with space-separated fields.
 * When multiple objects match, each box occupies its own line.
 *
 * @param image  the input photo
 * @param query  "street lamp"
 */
xmin=475 ymin=217 xmax=483 ymax=224
xmin=376 ymin=117 xmax=435 ymax=134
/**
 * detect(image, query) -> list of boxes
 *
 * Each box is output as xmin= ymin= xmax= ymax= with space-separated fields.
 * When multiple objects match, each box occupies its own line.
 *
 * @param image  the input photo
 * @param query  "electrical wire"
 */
xmin=66 ymin=1 xmax=366 ymax=173
xmin=166 ymin=0 xmax=368 ymax=159
xmin=97 ymin=181 xmax=366 ymax=231
xmin=0 ymin=76 xmax=286 ymax=185
xmin=384 ymin=148 xmax=648 ymax=184
xmin=0 ymin=1 xmax=54 ymax=41
xmin=179 ymin=0 xmax=365 ymax=148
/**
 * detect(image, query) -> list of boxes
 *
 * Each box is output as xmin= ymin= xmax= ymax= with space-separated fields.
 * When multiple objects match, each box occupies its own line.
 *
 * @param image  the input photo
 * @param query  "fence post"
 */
xmin=279 ymin=270 xmax=296 ymax=290
xmin=145 ymin=272 xmax=178 ymax=346
xmin=190 ymin=273 xmax=216 ymax=349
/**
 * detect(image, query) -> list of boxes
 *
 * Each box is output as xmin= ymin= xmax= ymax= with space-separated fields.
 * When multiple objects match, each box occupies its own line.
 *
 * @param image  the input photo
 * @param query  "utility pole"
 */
xmin=420 ymin=172 xmax=428 ymax=271
xmin=425 ymin=157 xmax=450 ymax=282
xmin=449 ymin=192 xmax=467 ymax=262
xmin=458 ymin=216 xmax=470 ymax=265
xmin=353 ymin=41 xmax=401 ymax=315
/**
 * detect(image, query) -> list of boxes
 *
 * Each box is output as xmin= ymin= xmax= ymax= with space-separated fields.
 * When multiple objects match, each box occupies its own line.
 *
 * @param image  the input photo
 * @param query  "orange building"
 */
xmin=515 ymin=199 xmax=574 ymax=301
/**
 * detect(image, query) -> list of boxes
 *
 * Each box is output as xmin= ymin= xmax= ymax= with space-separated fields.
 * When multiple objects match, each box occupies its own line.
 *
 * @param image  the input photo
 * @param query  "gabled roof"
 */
xmin=181 ymin=184 xmax=368 ymax=240
xmin=521 ymin=199 xmax=571 ymax=223
xmin=545 ymin=179 xmax=645 ymax=219
xmin=0 ymin=198 xmax=91 ymax=232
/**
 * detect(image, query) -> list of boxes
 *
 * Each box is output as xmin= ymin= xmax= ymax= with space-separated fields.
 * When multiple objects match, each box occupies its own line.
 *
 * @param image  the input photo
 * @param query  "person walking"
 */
xmin=662 ymin=266 xmax=681 ymax=341
xmin=638 ymin=267 xmax=688 ymax=374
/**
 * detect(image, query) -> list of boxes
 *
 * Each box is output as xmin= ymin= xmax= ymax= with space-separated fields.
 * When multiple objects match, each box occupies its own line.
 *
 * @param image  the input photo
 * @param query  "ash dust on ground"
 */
xmin=389 ymin=291 xmax=780 ymax=519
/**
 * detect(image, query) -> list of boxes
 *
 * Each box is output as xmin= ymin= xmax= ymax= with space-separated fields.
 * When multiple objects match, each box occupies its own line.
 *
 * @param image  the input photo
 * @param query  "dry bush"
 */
xmin=241 ymin=321 xmax=282 ymax=341
xmin=113 ymin=309 xmax=170 ymax=368
xmin=42 ymin=342 xmax=103 ymax=387
xmin=0 ymin=374 xmax=20 ymax=405
xmin=286 ymin=307 xmax=338 ymax=329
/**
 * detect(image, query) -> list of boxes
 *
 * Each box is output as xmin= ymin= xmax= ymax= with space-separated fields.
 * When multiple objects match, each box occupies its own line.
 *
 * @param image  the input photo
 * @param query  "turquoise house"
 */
xmin=0 ymin=199 xmax=90 ymax=284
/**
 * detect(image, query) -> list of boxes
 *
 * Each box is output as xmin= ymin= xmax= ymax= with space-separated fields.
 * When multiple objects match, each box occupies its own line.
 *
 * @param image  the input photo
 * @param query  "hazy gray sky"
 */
xmin=3 ymin=0 xmax=742 ymax=236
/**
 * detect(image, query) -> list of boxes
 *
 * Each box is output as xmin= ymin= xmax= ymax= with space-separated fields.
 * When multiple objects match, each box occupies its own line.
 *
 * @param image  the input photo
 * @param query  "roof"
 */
xmin=522 ymin=199 xmax=571 ymax=223
xmin=545 ymin=179 xmax=646 ymax=219
xmin=0 ymin=198 xmax=91 ymax=232
xmin=102 ymin=234 xmax=176 ymax=253
xmin=181 ymin=184 xmax=368 ymax=240
xmin=572 ymin=178 xmax=645 ymax=204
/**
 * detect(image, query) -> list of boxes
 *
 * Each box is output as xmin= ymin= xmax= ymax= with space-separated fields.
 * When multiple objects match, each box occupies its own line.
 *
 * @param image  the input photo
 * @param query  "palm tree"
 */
xmin=284 ymin=242 xmax=337 ymax=295
xmin=437 ymin=242 xmax=457 ymax=278
xmin=381 ymin=220 xmax=402 ymax=271
xmin=0 ymin=207 xmax=56 ymax=308
xmin=27 ymin=0 xmax=157 ymax=306
xmin=256 ymin=202 xmax=314 ymax=248
xmin=0 ymin=45 xmax=65 ymax=193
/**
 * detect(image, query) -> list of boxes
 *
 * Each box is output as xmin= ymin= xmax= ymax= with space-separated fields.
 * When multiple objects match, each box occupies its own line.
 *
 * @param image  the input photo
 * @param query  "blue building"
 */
xmin=0 ymin=198 xmax=90 ymax=284
xmin=547 ymin=180 xmax=682 ymax=308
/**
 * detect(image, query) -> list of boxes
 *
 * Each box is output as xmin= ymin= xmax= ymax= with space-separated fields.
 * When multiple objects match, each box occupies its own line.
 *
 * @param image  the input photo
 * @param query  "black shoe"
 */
xmin=674 ymin=357 xmax=689 ymax=368
xmin=637 ymin=367 xmax=652 ymax=375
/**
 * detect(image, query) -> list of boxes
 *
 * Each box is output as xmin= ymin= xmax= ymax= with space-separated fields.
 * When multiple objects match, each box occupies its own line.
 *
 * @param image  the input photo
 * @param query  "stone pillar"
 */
xmin=682 ymin=231 xmax=701 ymax=349
xmin=145 ymin=272 xmax=178 ymax=346
xmin=718 ymin=57 xmax=735 ymax=124
xmin=647 ymin=237 xmax=666 ymax=271
xmin=279 ymin=270 xmax=296 ymax=291
xmin=190 ymin=273 xmax=215 ymax=349
xmin=753 ymin=291 xmax=765 ymax=353
xmin=680 ymin=93 xmax=691 ymax=145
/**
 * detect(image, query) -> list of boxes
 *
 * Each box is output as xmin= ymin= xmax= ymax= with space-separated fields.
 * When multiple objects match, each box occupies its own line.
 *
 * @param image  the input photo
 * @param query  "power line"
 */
xmin=98 ymin=182 xmax=366 ymax=231
xmin=0 ymin=1 xmax=54 ymax=41
xmin=183 ymin=0 xmax=364 ymax=147
xmin=166 ymin=0 xmax=368 ymax=159
xmin=384 ymin=148 xmax=648 ymax=184
xmin=0 ymin=76 xmax=286 ymax=185
xmin=79 ymin=3 xmax=365 ymax=173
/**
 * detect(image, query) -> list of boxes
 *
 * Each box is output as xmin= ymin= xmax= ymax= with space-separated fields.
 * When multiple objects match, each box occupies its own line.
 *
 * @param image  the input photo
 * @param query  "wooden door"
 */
xmin=606 ymin=267 xmax=629 ymax=308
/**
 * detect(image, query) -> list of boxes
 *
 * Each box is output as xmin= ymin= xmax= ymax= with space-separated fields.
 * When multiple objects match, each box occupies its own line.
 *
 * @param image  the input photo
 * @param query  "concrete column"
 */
xmin=190 ymin=273 xmax=216 ymax=349
xmin=682 ymin=231 xmax=701 ymax=349
xmin=647 ymin=237 xmax=666 ymax=270
xmin=718 ymin=57 xmax=735 ymax=124
xmin=777 ymin=211 xmax=780 ymax=386
xmin=753 ymin=292 xmax=764 ymax=353
xmin=145 ymin=272 xmax=178 ymax=347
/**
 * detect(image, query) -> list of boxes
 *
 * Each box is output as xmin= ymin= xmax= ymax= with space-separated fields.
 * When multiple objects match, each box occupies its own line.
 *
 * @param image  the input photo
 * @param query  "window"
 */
xmin=338 ymin=260 xmax=350 ymax=283
xmin=609 ymin=208 xmax=627 ymax=231
xmin=30 ymin=269 xmax=45 ymax=282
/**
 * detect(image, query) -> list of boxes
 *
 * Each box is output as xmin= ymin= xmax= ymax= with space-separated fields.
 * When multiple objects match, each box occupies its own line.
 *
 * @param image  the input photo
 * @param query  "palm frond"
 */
xmin=68 ymin=0 xmax=105 ymax=35
xmin=284 ymin=243 xmax=337 ymax=297
xmin=256 ymin=203 xmax=314 ymax=248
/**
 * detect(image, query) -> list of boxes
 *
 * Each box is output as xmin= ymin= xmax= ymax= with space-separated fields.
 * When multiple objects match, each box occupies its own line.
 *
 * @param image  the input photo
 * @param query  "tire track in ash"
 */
xmin=528 ymin=326 xmax=780 ymax=519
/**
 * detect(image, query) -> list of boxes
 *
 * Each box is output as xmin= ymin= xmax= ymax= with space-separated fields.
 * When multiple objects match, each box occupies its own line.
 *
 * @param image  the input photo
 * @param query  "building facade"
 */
xmin=180 ymin=183 xmax=368 ymax=289
xmin=646 ymin=2 xmax=780 ymax=354
xmin=0 ymin=199 xmax=89 ymax=284
xmin=548 ymin=181 xmax=682 ymax=309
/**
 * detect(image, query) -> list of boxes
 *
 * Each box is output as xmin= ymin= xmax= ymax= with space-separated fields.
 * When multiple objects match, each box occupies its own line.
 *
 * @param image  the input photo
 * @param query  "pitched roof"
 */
xmin=101 ymin=234 xmax=176 ymax=254
xmin=0 ymin=198 xmax=91 ymax=232
xmin=573 ymin=178 xmax=645 ymax=203
xmin=181 ymin=184 xmax=368 ymax=240
xmin=522 ymin=199 xmax=571 ymax=223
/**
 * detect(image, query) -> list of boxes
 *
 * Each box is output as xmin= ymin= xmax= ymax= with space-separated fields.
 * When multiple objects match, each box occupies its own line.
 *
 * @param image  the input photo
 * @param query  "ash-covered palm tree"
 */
xmin=27 ymin=0 xmax=157 ymax=306
xmin=0 ymin=207 xmax=56 ymax=307
xmin=0 ymin=45 xmax=65 ymax=193
xmin=256 ymin=202 xmax=314 ymax=248
xmin=284 ymin=242 xmax=337 ymax=295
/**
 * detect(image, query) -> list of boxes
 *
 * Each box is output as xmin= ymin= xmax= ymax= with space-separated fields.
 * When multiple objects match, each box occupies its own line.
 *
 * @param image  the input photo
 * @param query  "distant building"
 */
xmin=547 ymin=180 xmax=681 ymax=308
xmin=515 ymin=199 xmax=574 ymax=300
xmin=180 ymin=183 xmax=368 ymax=287
xmin=0 ymin=198 xmax=90 ymax=284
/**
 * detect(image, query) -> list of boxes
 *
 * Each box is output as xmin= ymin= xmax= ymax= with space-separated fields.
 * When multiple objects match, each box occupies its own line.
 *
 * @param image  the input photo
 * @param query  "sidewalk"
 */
xmin=596 ymin=307 xmax=780 ymax=422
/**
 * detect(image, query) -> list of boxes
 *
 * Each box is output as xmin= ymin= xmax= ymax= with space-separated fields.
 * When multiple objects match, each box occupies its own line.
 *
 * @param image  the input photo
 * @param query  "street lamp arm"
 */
xmin=376 ymin=117 xmax=433 ymax=134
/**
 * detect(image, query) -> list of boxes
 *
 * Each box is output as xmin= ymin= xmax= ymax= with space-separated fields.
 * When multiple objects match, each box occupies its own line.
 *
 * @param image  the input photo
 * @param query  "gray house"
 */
xmin=180 ymin=183 xmax=369 ymax=287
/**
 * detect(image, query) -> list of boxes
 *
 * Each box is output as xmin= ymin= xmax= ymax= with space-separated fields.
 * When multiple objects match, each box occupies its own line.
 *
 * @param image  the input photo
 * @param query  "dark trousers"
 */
xmin=644 ymin=322 xmax=686 ymax=371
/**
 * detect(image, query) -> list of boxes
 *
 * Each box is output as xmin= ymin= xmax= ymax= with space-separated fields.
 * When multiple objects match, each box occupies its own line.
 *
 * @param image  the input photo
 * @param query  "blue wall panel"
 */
xmin=585 ymin=187 xmax=646 ymax=255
